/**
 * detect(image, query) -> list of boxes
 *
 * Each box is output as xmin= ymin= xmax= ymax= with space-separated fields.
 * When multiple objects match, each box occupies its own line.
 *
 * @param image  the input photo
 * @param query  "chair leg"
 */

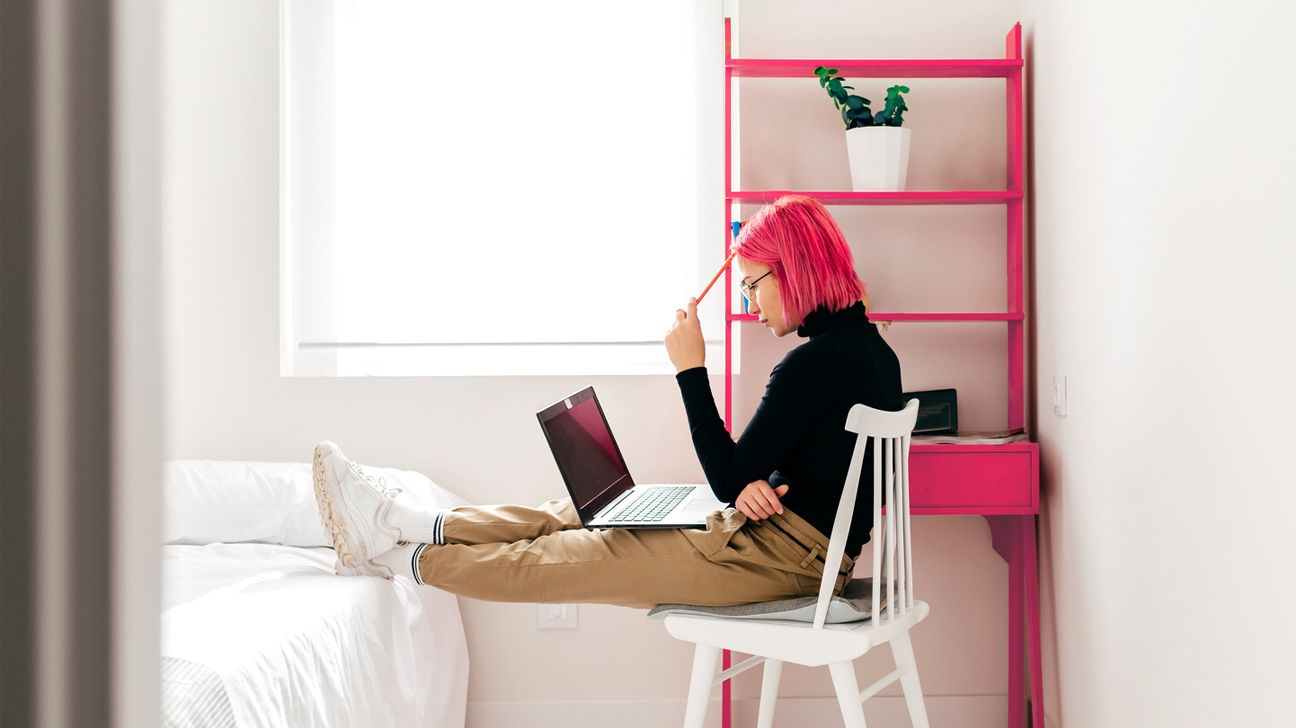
xmin=683 ymin=644 xmax=720 ymax=728
xmin=889 ymin=632 xmax=930 ymax=728
xmin=827 ymin=661 xmax=868 ymax=728
xmin=756 ymin=658 xmax=783 ymax=728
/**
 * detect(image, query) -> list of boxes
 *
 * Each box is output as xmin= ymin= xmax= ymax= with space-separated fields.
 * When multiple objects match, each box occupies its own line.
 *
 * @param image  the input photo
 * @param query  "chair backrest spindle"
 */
xmin=891 ymin=437 xmax=903 ymax=619
xmin=870 ymin=435 xmax=883 ymax=627
xmin=891 ymin=432 xmax=902 ymax=621
xmin=903 ymin=433 xmax=914 ymax=611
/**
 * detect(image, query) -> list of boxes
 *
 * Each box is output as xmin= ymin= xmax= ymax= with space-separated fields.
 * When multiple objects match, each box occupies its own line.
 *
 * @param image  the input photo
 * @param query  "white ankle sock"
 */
xmin=370 ymin=542 xmax=431 ymax=584
xmin=385 ymin=501 xmax=448 ymax=545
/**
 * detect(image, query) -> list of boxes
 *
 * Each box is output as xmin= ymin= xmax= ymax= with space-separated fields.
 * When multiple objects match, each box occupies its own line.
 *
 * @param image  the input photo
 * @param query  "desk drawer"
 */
xmin=907 ymin=444 xmax=1038 ymax=514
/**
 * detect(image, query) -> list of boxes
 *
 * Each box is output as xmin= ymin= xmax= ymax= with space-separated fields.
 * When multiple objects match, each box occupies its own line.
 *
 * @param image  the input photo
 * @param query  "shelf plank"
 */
xmin=728 ymin=58 xmax=1022 ymax=79
xmin=870 ymin=312 xmax=1025 ymax=322
xmin=728 ymin=312 xmax=1024 ymax=323
xmin=728 ymin=190 xmax=1022 ymax=206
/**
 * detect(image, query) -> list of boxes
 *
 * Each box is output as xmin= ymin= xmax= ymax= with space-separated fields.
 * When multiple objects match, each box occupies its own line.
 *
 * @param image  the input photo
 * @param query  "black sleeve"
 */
xmin=674 ymin=354 xmax=820 ymax=503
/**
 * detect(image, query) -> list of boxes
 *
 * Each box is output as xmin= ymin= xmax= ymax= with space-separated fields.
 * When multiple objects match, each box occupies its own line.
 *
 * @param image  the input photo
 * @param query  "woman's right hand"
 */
xmin=664 ymin=298 xmax=706 ymax=373
xmin=735 ymin=480 xmax=790 ymax=521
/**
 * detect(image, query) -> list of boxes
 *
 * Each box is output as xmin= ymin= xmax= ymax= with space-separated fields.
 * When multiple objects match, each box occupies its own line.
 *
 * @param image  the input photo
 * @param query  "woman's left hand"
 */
xmin=665 ymin=298 xmax=706 ymax=373
xmin=736 ymin=480 xmax=789 ymax=521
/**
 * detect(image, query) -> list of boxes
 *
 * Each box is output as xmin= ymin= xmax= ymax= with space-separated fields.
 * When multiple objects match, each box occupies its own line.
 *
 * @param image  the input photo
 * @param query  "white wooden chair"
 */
xmin=661 ymin=399 xmax=927 ymax=728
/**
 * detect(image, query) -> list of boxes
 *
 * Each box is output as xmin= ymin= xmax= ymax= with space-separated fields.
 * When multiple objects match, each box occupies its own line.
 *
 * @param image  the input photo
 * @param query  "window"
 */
xmin=281 ymin=0 xmax=724 ymax=376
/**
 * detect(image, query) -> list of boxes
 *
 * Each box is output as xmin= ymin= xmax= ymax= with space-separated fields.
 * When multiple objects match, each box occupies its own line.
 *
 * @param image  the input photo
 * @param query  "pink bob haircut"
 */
xmin=732 ymin=194 xmax=866 ymax=331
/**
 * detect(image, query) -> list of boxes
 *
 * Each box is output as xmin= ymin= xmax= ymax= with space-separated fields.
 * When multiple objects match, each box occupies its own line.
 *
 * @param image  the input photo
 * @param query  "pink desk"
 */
xmin=910 ymin=442 xmax=1043 ymax=728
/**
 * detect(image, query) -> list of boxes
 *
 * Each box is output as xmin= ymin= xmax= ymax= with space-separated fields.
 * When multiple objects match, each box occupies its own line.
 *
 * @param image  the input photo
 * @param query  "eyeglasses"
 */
xmin=739 ymin=271 xmax=772 ymax=304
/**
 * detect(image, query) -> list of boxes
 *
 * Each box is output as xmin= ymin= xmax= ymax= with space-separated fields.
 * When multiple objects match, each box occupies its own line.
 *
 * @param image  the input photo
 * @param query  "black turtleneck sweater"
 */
xmin=675 ymin=301 xmax=903 ymax=555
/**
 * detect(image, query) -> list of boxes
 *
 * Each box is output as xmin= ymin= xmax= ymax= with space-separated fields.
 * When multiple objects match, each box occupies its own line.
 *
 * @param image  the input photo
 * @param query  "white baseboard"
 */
xmin=468 ymin=694 xmax=1007 ymax=727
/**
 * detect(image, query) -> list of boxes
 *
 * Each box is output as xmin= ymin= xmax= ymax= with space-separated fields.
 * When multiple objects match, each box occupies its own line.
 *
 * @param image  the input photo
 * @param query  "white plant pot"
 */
xmin=845 ymin=126 xmax=911 ymax=191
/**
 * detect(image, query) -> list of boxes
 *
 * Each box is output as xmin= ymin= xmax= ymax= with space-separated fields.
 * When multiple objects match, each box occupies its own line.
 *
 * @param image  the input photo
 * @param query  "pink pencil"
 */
xmin=695 ymin=250 xmax=738 ymax=304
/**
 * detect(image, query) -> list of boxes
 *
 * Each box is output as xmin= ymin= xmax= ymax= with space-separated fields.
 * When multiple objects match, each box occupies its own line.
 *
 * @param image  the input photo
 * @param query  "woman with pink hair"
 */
xmin=313 ymin=195 xmax=903 ymax=609
xmin=663 ymin=194 xmax=901 ymax=571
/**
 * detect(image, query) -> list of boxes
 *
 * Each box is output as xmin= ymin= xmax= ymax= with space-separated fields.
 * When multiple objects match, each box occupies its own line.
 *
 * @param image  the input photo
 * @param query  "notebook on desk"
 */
xmin=536 ymin=386 xmax=728 ymax=529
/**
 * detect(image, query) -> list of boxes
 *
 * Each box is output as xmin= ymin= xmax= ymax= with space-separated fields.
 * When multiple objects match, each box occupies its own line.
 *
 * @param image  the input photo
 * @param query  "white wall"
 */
xmin=163 ymin=0 xmax=1062 ymax=725
xmin=1026 ymin=0 xmax=1296 ymax=725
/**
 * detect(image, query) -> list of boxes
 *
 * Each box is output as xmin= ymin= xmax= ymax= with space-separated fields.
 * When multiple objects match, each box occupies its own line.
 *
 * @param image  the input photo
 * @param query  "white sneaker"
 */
xmin=312 ymin=441 xmax=404 ymax=576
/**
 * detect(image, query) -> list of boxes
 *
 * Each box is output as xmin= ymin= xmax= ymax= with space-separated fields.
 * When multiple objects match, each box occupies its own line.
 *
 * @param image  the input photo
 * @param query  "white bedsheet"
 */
xmin=162 ymin=543 xmax=468 ymax=728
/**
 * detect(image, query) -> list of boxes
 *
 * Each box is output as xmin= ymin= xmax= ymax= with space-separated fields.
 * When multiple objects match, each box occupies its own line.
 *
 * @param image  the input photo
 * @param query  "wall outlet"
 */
xmin=1053 ymin=374 xmax=1068 ymax=417
xmin=537 ymin=603 xmax=578 ymax=629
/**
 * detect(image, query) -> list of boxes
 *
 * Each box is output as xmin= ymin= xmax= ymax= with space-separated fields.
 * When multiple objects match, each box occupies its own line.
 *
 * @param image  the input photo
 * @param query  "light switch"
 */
xmin=537 ymin=603 xmax=578 ymax=629
xmin=1053 ymin=374 xmax=1068 ymax=417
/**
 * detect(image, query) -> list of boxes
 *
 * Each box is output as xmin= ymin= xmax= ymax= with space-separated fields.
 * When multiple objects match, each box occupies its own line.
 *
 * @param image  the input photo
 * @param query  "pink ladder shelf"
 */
xmin=718 ymin=20 xmax=1042 ymax=728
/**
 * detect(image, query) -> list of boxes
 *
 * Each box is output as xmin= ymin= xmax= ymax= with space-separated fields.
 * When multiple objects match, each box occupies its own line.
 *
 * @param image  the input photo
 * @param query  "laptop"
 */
xmin=536 ymin=386 xmax=729 ymax=529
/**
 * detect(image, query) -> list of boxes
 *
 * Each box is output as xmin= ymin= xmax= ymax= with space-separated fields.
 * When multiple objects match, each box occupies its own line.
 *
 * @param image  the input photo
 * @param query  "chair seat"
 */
xmin=661 ymin=599 xmax=929 ymax=668
xmin=648 ymin=578 xmax=885 ymax=624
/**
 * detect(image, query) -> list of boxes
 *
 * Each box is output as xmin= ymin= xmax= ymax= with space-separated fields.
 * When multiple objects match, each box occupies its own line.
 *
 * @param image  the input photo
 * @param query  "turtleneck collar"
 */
xmin=796 ymin=301 xmax=869 ymax=338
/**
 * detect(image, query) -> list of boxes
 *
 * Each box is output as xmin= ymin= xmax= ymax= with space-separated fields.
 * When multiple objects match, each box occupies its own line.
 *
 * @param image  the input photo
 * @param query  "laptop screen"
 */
xmin=536 ymin=387 xmax=634 ymax=516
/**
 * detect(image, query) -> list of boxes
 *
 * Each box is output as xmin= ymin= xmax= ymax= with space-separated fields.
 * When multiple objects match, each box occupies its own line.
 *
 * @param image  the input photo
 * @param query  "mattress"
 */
xmin=161 ymin=543 xmax=468 ymax=728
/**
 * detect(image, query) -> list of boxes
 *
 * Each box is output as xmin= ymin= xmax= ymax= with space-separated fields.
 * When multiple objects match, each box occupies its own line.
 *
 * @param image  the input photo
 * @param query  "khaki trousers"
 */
xmin=414 ymin=498 xmax=854 ymax=610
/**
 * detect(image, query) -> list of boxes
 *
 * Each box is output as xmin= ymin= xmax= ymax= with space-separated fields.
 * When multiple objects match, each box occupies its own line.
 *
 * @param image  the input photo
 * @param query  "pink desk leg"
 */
xmin=1023 ymin=517 xmax=1044 ymax=728
xmin=722 ymin=649 xmax=731 ymax=728
xmin=987 ymin=516 xmax=1026 ymax=728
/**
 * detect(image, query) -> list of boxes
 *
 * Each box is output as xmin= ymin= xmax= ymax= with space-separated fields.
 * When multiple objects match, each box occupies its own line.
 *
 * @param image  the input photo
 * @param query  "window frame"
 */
xmin=278 ymin=0 xmax=731 ymax=377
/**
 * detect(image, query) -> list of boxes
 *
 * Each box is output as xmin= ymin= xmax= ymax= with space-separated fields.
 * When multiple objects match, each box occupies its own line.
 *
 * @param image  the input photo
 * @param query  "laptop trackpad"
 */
xmin=680 ymin=493 xmax=725 ymax=515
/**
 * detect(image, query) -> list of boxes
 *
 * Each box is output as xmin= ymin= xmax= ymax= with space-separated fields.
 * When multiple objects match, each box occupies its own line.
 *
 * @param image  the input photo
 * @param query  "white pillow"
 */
xmin=163 ymin=459 xmax=468 ymax=547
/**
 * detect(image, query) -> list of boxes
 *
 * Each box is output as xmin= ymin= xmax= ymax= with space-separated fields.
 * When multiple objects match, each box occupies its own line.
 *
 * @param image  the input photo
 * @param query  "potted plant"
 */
xmin=813 ymin=67 xmax=911 ymax=191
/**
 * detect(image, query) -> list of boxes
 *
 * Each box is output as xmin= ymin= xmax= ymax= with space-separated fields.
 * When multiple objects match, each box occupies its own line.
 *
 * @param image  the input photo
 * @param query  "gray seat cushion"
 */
xmin=648 ymin=579 xmax=887 ymax=625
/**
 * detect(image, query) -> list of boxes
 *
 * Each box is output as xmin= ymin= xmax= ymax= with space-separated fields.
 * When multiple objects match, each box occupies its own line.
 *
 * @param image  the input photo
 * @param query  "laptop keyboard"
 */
xmin=606 ymin=486 xmax=694 ymax=523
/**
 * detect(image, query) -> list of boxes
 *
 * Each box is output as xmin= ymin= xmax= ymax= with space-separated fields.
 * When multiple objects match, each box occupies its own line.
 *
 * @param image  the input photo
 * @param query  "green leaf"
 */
xmin=846 ymin=104 xmax=872 ymax=122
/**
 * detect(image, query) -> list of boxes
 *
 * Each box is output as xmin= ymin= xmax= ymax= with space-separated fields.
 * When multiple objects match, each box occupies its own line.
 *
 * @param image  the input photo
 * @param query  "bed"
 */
xmin=160 ymin=459 xmax=469 ymax=728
